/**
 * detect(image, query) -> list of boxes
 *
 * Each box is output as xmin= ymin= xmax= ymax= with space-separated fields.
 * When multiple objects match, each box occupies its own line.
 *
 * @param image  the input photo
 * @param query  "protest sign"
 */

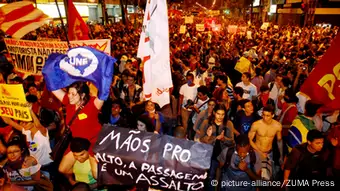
xmin=208 ymin=10 xmax=220 ymax=16
xmin=4 ymin=39 xmax=111 ymax=77
xmin=184 ymin=16 xmax=194 ymax=24
xmin=196 ymin=24 xmax=205 ymax=32
xmin=0 ymin=84 xmax=32 ymax=121
xmin=228 ymin=25 xmax=238 ymax=34
xmin=239 ymin=26 xmax=247 ymax=32
xmin=274 ymin=25 xmax=279 ymax=29
xmin=204 ymin=18 xmax=217 ymax=29
xmin=212 ymin=24 xmax=221 ymax=32
xmin=179 ymin=25 xmax=186 ymax=34
xmin=235 ymin=56 xmax=255 ymax=77
xmin=261 ymin=22 xmax=270 ymax=30
xmin=247 ymin=31 xmax=253 ymax=39
xmin=93 ymin=125 xmax=213 ymax=191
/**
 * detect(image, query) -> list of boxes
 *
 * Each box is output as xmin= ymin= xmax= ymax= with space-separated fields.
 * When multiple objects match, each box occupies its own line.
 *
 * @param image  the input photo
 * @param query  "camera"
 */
xmin=184 ymin=99 xmax=195 ymax=109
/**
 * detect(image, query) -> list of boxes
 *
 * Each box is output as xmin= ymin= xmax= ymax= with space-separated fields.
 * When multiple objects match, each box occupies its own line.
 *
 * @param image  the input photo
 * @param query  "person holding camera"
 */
xmin=178 ymin=73 xmax=198 ymax=131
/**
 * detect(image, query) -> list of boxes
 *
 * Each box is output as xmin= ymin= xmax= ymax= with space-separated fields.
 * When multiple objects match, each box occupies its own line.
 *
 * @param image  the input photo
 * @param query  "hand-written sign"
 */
xmin=4 ymin=38 xmax=111 ymax=77
xmin=0 ymin=84 xmax=32 ymax=121
xmin=93 ymin=125 xmax=213 ymax=191
xmin=180 ymin=25 xmax=186 ymax=34
xmin=196 ymin=24 xmax=205 ymax=32
xmin=184 ymin=16 xmax=194 ymax=24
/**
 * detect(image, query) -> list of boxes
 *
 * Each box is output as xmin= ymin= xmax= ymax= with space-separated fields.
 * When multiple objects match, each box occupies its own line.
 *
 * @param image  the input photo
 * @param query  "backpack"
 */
xmin=223 ymin=147 xmax=257 ymax=169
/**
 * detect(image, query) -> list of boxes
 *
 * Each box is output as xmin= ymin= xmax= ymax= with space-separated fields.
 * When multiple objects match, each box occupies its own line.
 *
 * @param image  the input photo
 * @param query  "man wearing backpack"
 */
xmin=218 ymin=135 xmax=261 ymax=191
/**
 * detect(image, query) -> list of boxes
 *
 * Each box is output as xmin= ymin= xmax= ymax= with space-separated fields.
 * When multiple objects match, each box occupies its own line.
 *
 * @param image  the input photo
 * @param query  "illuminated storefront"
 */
xmin=1 ymin=0 xmax=136 ymax=23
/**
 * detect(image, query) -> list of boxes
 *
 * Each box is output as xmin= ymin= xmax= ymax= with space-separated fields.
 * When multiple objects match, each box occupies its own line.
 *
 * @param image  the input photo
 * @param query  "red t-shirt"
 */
xmin=281 ymin=103 xmax=298 ymax=137
xmin=40 ymin=86 xmax=62 ymax=111
xmin=62 ymin=95 xmax=101 ymax=150
xmin=281 ymin=103 xmax=298 ymax=126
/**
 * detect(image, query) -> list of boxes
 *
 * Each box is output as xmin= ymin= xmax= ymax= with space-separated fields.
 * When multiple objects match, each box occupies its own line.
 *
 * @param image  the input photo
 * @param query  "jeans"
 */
xmin=206 ymin=159 xmax=219 ymax=191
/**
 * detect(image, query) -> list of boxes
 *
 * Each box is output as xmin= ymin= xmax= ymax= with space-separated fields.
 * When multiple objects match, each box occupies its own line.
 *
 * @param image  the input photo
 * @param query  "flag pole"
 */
xmin=55 ymin=0 xmax=70 ymax=48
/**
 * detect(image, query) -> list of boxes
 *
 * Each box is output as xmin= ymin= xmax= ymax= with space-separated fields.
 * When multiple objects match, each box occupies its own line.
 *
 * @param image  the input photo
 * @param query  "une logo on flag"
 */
xmin=60 ymin=48 xmax=99 ymax=77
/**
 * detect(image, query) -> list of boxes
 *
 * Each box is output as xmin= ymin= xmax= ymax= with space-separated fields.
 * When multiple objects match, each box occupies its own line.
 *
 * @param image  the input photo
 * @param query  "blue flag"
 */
xmin=42 ymin=47 xmax=116 ymax=100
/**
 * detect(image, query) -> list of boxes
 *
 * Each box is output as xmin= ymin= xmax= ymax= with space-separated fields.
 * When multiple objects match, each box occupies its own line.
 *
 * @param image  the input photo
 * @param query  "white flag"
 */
xmin=137 ymin=0 xmax=173 ymax=108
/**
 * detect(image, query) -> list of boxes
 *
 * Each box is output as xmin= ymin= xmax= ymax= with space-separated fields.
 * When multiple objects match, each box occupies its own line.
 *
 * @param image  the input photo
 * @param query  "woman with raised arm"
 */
xmin=51 ymin=81 xmax=104 ymax=182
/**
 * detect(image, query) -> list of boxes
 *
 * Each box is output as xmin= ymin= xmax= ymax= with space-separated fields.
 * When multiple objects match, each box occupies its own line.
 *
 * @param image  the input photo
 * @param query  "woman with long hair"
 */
xmin=198 ymin=104 xmax=236 ymax=191
xmin=51 ymin=81 xmax=104 ymax=186
xmin=139 ymin=100 xmax=164 ymax=133
xmin=193 ymin=98 xmax=217 ymax=141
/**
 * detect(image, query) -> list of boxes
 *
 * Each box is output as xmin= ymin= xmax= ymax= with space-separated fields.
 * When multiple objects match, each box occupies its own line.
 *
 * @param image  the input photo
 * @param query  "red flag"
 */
xmin=67 ymin=0 xmax=89 ymax=40
xmin=300 ymin=32 xmax=340 ymax=111
xmin=0 ymin=2 xmax=48 ymax=39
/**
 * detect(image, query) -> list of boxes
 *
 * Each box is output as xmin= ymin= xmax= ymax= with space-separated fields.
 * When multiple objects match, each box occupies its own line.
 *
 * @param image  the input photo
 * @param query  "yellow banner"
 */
xmin=0 ymin=84 xmax=32 ymax=121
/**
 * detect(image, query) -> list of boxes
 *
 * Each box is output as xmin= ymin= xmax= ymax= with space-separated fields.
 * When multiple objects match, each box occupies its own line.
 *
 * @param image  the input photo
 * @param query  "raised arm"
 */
xmin=94 ymin=97 xmax=104 ymax=110
xmin=1 ymin=116 xmax=23 ymax=132
xmin=52 ymin=89 xmax=66 ymax=102
xmin=30 ymin=108 xmax=47 ymax=136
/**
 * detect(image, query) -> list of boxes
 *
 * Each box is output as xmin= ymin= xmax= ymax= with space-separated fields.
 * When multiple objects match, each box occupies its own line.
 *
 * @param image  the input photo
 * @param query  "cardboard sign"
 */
xmin=212 ymin=24 xmax=221 ymax=32
xmin=184 ymin=16 xmax=194 ymax=24
xmin=196 ymin=24 xmax=205 ymax=32
xmin=239 ymin=26 xmax=247 ymax=32
xmin=261 ymin=22 xmax=270 ymax=30
xmin=179 ymin=25 xmax=186 ymax=34
xmin=228 ymin=25 xmax=238 ymax=34
xmin=4 ymin=39 xmax=111 ymax=77
xmin=94 ymin=125 xmax=213 ymax=190
xmin=208 ymin=10 xmax=220 ymax=16
xmin=0 ymin=84 xmax=32 ymax=121
xmin=247 ymin=31 xmax=253 ymax=39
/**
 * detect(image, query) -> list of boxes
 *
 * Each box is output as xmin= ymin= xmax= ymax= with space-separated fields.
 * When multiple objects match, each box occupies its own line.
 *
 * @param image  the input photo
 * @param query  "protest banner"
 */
xmin=300 ymin=32 xmax=340 ymax=111
xmin=228 ymin=25 xmax=238 ymax=34
xmin=4 ymin=39 xmax=111 ymax=77
xmin=196 ymin=24 xmax=205 ymax=32
xmin=37 ymin=37 xmax=60 ymax=41
xmin=184 ymin=16 xmax=194 ymax=24
xmin=93 ymin=125 xmax=213 ymax=191
xmin=179 ymin=25 xmax=186 ymax=34
xmin=0 ymin=84 xmax=32 ymax=121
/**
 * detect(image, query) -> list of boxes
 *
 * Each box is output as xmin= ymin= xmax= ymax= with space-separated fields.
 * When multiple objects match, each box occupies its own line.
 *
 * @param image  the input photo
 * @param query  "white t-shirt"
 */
xmin=269 ymin=82 xmax=284 ymax=116
xmin=4 ymin=158 xmax=41 ymax=191
xmin=179 ymin=83 xmax=198 ymax=109
xmin=22 ymin=129 xmax=53 ymax=166
xmin=236 ymin=82 xmax=258 ymax=100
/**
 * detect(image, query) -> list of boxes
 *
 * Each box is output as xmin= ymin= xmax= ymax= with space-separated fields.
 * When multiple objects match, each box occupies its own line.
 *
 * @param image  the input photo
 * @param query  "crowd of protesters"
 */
xmin=0 ymin=10 xmax=339 ymax=191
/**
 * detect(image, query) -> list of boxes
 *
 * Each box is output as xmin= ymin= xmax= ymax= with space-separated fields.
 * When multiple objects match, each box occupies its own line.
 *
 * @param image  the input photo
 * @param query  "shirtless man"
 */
xmin=248 ymin=105 xmax=283 ymax=179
